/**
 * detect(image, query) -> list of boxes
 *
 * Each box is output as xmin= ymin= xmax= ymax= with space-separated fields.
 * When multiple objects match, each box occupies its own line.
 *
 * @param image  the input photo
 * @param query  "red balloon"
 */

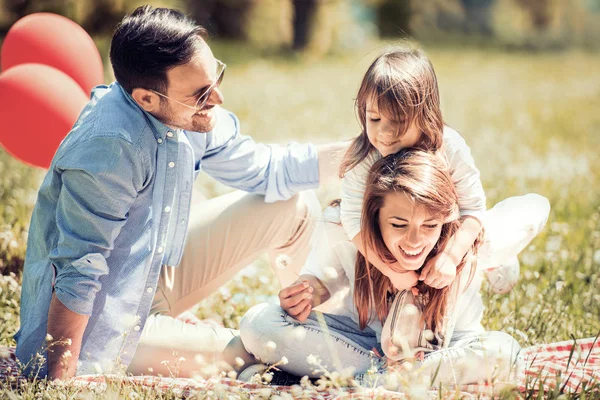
xmin=0 ymin=63 xmax=88 ymax=169
xmin=1 ymin=13 xmax=103 ymax=95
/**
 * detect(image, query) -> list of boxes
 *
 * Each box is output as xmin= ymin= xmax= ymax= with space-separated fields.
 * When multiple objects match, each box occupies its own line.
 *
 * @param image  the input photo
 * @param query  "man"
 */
xmin=15 ymin=5 xmax=345 ymax=379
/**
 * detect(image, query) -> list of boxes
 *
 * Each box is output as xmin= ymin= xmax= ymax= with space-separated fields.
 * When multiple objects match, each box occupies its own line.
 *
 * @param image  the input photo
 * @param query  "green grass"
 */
xmin=1 ymin=41 xmax=600 ymax=398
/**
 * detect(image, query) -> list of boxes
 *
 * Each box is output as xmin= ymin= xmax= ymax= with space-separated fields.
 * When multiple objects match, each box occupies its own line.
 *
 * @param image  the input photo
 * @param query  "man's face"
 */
xmin=154 ymin=43 xmax=224 ymax=132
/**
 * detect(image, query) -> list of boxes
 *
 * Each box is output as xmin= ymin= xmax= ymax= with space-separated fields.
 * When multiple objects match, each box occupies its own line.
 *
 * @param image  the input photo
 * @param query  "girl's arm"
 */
xmin=352 ymin=233 xmax=419 ymax=290
xmin=420 ymin=127 xmax=486 ymax=288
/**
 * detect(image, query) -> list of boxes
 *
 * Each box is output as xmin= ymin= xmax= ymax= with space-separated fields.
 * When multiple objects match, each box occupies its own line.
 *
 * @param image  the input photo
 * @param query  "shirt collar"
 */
xmin=115 ymin=82 xmax=177 ymax=141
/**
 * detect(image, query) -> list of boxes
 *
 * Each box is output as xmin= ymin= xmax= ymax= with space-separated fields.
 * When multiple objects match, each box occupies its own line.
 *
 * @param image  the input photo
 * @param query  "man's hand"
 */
xmin=279 ymin=280 xmax=313 ymax=322
xmin=419 ymin=250 xmax=458 ymax=289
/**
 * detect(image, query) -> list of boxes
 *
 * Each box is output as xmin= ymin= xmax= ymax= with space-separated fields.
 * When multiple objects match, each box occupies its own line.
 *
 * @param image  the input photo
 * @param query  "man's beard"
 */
xmin=157 ymin=102 xmax=216 ymax=133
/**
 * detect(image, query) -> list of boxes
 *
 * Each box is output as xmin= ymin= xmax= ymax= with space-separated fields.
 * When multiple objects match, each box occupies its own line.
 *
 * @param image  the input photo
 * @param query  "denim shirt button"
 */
xmin=166 ymin=131 xmax=174 ymax=138
xmin=146 ymin=287 xmax=153 ymax=293
xmin=164 ymin=206 xmax=171 ymax=213
xmin=133 ymin=325 xmax=140 ymax=332
xmin=157 ymin=138 xmax=163 ymax=144
xmin=168 ymin=162 xmax=175 ymax=168
xmin=157 ymin=246 xmax=164 ymax=254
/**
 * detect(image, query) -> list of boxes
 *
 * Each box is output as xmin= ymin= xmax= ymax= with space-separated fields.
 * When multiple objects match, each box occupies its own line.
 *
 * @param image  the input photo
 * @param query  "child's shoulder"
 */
xmin=442 ymin=125 xmax=469 ymax=151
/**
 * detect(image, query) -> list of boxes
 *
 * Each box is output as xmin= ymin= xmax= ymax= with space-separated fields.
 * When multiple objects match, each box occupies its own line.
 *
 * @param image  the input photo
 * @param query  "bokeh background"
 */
xmin=1 ymin=0 xmax=600 ymax=366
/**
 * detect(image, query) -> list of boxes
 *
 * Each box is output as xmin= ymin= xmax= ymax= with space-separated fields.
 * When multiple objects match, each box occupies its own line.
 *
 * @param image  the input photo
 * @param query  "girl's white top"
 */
xmin=301 ymin=206 xmax=485 ymax=344
xmin=340 ymin=126 xmax=486 ymax=241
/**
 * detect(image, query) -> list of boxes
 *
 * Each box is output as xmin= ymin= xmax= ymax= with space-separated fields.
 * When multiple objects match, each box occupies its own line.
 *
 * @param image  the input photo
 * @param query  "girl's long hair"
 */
xmin=340 ymin=46 xmax=445 ymax=177
xmin=353 ymin=149 xmax=481 ymax=334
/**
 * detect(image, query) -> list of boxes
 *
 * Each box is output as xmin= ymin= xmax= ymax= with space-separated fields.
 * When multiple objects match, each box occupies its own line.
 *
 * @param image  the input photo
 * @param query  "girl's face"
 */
xmin=366 ymin=99 xmax=422 ymax=157
xmin=378 ymin=191 xmax=443 ymax=271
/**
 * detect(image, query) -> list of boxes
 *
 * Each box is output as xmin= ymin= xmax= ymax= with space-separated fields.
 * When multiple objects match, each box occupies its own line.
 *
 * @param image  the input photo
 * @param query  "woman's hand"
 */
xmin=279 ymin=279 xmax=314 ymax=322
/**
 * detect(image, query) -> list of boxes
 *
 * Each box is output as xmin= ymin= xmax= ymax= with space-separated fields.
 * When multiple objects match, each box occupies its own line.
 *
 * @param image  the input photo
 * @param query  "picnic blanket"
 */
xmin=2 ymin=336 xmax=598 ymax=398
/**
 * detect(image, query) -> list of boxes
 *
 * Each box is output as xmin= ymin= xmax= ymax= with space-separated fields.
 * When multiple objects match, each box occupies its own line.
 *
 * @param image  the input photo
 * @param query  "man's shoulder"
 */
xmin=65 ymin=84 xmax=154 ymax=149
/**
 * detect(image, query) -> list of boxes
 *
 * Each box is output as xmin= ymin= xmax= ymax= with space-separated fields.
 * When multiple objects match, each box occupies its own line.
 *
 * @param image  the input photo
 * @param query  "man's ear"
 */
xmin=131 ymin=88 xmax=161 ymax=112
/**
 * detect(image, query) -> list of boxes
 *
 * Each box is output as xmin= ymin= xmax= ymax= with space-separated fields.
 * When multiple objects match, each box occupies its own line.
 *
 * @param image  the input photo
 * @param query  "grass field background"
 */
xmin=1 ymin=40 xmax=599 ymax=397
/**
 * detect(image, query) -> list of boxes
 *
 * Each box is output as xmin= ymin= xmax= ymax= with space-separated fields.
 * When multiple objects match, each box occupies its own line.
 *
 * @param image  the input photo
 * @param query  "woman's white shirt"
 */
xmin=340 ymin=126 xmax=486 ymax=241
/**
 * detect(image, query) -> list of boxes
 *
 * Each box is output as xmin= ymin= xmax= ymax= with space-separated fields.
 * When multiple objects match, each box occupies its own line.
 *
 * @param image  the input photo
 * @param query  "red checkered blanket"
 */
xmin=2 ymin=336 xmax=598 ymax=398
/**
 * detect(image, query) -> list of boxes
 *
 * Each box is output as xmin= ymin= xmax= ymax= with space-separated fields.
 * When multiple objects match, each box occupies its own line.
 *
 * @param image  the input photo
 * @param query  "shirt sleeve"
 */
xmin=340 ymin=152 xmax=379 ymax=240
xmin=201 ymin=109 xmax=319 ymax=203
xmin=300 ymin=207 xmax=349 ymax=297
xmin=443 ymin=127 xmax=487 ymax=223
xmin=50 ymin=136 xmax=145 ymax=316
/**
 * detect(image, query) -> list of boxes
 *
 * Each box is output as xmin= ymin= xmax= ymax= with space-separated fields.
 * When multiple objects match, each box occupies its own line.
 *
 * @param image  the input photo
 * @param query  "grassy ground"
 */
xmin=1 ymin=41 xmax=600 ymax=398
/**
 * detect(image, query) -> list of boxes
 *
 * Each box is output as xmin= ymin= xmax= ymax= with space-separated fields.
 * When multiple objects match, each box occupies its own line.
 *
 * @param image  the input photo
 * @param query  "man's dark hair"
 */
xmin=110 ymin=5 xmax=207 ymax=94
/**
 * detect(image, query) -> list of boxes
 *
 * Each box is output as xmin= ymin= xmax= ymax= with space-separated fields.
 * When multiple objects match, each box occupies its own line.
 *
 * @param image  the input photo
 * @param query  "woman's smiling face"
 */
xmin=378 ymin=190 xmax=443 ymax=271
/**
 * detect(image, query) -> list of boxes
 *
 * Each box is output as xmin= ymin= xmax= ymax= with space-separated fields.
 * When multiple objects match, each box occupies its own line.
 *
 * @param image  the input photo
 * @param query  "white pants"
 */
xmin=126 ymin=190 xmax=322 ymax=377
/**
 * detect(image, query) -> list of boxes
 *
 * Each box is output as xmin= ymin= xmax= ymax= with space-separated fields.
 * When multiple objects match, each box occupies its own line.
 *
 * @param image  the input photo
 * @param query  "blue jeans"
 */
xmin=240 ymin=303 xmax=383 ymax=377
xmin=240 ymin=303 xmax=522 ymax=385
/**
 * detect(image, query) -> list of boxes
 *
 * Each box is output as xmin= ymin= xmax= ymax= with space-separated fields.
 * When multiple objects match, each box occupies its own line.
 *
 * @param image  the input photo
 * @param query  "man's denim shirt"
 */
xmin=15 ymin=82 xmax=319 ymax=376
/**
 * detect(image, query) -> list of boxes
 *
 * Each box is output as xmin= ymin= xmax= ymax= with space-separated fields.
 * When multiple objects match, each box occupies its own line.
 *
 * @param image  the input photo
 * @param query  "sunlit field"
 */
xmin=1 ymin=41 xmax=599 ymax=398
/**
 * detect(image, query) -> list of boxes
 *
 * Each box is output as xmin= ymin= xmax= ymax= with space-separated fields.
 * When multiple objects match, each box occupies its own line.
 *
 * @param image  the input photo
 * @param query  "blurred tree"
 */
xmin=374 ymin=0 xmax=411 ymax=37
xmin=185 ymin=0 xmax=253 ymax=39
xmin=292 ymin=0 xmax=317 ymax=49
xmin=515 ymin=0 xmax=551 ymax=31
xmin=459 ymin=0 xmax=494 ymax=35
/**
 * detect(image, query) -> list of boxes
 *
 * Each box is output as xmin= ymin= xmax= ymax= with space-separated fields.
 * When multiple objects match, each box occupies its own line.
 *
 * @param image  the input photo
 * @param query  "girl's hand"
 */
xmin=278 ymin=279 xmax=314 ymax=322
xmin=419 ymin=251 xmax=457 ymax=289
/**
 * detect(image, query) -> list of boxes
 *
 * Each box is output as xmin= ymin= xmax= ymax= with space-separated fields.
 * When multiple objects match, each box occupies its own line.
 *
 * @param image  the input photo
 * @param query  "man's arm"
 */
xmin=47 ymin=294 xmax=89 ymax=379
xmin=47 ymin=137 xmax=144 ymax=377
xmin=200 ymin=110 xmax=348 ymax=202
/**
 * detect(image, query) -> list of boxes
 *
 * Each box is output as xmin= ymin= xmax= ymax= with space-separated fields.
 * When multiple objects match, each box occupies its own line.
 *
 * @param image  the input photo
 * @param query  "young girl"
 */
xmin=235 ymin=149 xmax=549 ymax=386
xmin=340 ymin=46 xmax=497 ymax=293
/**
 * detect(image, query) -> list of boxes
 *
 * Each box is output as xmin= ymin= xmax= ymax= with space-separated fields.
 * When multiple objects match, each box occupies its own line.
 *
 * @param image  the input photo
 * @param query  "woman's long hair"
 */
xmin=353 ymin=149 xmax=481 ymax=334
xmin=339 ymin=46 xmax=445 ymax=177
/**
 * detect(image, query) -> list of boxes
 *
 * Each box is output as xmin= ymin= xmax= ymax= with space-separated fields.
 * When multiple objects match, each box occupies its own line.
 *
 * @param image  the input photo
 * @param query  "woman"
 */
xmin=232 ymin=148 xmax=549 ymax=387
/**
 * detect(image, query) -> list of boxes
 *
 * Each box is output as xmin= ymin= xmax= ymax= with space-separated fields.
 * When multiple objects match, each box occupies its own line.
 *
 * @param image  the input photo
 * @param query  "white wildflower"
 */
xmin=65 ymin=338 xmax=72 ymax=346
xmin=555 ymin=281 xmax=565 ymax=292
xmin=61 ymin=350 xmax=72 ymax=359
xmin=545 ymin=236 xmax=562 ymax=252
xmin=265 ymin=341 xmax=277 ymax=351
xmin=292 ymin=326 xmax=307 ymax=341
xmin=45 ymin=334 xmax=53 ymax=342
xmin=275 ymin=254 xmax=292 ymax=270
xmin=306 ymin=354 xmax=319 ymax=365
xmin=280 ymin=356 xmax=289 ymax=365
xmin=92 ymin=362 xmax=103 ymax=374
xmin=147 ymin=367 xmax=153 ymax=373
xmin=234 ymin=357 xmax=245 ymax=367
xmin=290 ymin=385 xmax=303 ymax=397
xmin=593 ymin=249 xmax=600 ymax=265
xmin=408 ymin=382 xmax=429 ymax=400
xmin=402 ymin=361 xmax=413 ymax=371
xmin=262 ymin=372 xmax=273 ymax=383
xmin=227 ymin=370 xmax=237 ymax=379
xmin=0 ymin=348 xmax=10 ymax=359
xmin=195 ymin=354 xmax=205 ymax=365
xmin=201 ymin=364 xmax=219 ymax=377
